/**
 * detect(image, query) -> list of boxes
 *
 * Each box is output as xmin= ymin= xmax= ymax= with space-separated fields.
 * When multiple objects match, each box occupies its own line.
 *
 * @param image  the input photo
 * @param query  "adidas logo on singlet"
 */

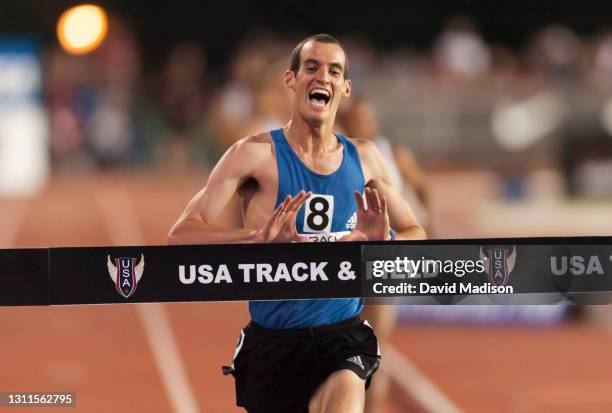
xmin=346 ymin=355 xmax=365 ymax=370
xmin=345 ymin=212 xmax=357 ymax=230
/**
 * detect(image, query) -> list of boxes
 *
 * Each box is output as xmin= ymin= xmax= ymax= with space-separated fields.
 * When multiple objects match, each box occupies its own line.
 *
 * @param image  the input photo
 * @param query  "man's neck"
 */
xmin=283 ymin=117 xmax=340 ymax=157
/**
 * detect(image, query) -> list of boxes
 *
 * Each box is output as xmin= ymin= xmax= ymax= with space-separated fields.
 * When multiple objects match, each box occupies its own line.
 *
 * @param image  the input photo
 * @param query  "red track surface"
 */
xmin=1 ymin=175 xmax=611 ymax=412
xmin=390 ymin=323 xmax=612 ymax=412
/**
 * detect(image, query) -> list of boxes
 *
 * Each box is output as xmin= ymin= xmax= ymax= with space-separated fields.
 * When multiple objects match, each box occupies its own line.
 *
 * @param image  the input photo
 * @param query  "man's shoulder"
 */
xmin=348 ymin=137 xmax=380 ymax=163
xmin=226 ymin=132 xmax=274 ymax=162
xmin=349 ymin=137 xmax=376 ymax=150
xmin=234 ymin=131 xmax=274 ymax=151
xmin=344 ymin=137 xmax=385 ymax=182
xmin=214 ymin=131 xmax=277 ymax=179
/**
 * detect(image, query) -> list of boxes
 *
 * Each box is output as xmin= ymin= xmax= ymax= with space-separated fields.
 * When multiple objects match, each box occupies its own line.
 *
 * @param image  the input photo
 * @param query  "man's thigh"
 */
xmin=229 ymin=319 xmax=380 ymax=413
xmin=308 ymin=320 xmax=381 ymax=413
xmin=229 ymin=325 xmax=319 ymax=413
xmin=309 ymin=369 xmax=366 ymax=413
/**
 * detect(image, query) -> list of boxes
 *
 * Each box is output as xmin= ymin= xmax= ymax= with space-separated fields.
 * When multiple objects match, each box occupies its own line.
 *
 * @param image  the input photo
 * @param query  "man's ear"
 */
xmin=343 ymin=79 xmax=352 ymax=98
xmin=284 ymin=69 xmax=296 ymax=90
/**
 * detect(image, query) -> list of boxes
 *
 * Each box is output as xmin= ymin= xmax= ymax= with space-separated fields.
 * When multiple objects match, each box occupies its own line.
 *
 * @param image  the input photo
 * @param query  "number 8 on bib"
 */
xmin=303 ymin=194 xmax=334 ymax=233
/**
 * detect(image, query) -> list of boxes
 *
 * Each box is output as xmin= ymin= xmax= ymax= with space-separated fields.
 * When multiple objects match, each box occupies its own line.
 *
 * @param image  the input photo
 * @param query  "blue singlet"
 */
xmin=249 ymin=128 xmax=365 ymax=328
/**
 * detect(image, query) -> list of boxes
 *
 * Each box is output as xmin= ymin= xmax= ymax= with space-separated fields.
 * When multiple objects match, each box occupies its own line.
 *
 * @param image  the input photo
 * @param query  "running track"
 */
xmin=1 ymin=173 xmax=611 ymax=412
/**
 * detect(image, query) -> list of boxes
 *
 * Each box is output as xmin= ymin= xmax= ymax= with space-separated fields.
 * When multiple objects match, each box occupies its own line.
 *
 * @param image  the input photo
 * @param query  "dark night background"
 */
xmin=3 ymin=0 xmax=612 ymax=71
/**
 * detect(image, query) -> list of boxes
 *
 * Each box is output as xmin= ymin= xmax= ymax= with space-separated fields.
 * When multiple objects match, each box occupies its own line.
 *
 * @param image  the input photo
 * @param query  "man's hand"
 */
xmin=250 ymin=191 xmax=312 ymax=243
xmin=342 ymin=187 xmax=390 ymax=242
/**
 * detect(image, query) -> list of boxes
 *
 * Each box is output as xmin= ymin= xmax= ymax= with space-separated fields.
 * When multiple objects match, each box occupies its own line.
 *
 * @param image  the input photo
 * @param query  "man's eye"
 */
xmin=306 ymin=67 xmax=316 ymax=72
xmin=331 ymin=70 xmax=341 ymax=76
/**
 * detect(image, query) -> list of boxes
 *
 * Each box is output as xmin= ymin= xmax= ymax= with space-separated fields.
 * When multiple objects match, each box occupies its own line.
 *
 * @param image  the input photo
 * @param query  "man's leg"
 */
xmin=361 ymin=304 xmax=397 ymax=413
xmin=308 ymin=369 xmax=365 ymax=413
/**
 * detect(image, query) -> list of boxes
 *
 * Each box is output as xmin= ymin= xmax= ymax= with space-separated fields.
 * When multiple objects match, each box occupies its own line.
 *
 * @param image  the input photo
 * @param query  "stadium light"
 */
xmin=56 ymin=4 xmax=108 ymax=55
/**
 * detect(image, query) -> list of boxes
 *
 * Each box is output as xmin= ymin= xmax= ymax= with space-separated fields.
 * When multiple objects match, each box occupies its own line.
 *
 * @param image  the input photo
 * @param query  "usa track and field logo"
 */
xmin=106 ymin=254 xmax=145 ymax=298
xmin=479 ymin=246 xmax=517 ymax=287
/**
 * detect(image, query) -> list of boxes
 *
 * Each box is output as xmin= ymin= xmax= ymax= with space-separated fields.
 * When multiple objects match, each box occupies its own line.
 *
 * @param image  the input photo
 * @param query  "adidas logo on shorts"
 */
xmin=346 ymin=355 xmax=365 ymax=370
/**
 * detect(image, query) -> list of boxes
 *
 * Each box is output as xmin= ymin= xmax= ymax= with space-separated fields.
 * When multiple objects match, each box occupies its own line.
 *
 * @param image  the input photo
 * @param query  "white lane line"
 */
xmin=135 ymin=303 xmax=200 ymax=413
xmin=386 ymin=344 xmax=464 ymax=413
xmin=92 ymin=176 xmax=200 ymax=413
xmin=0 ymin=199 xmax=28 ymax=247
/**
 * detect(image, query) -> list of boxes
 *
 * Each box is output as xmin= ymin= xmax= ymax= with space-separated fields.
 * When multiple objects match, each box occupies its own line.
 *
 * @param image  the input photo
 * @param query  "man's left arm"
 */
xmin=358 ymin=140 xmax=427 ymax=241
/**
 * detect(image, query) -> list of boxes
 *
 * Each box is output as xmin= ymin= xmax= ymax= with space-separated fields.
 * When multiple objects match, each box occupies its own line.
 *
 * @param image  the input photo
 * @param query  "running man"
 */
xmin=168 ymin=34 xmax=426 ymax=413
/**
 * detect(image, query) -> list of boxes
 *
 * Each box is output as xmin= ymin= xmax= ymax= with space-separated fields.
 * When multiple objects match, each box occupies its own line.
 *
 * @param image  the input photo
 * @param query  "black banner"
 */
xmin=1 ymin=237 xmax=612 ymax=306
xmin=361 ymin=241 xmax=612 ymax=304
xmin=0 ymin=248 xmax=49 ymax=305
xmin=50 ymin=243 xmax=360 ymax=305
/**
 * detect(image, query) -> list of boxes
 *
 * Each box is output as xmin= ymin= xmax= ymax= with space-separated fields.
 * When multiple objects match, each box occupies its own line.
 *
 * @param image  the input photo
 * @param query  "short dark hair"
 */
xmin=289 ymin=33 xmax=349 ymax=78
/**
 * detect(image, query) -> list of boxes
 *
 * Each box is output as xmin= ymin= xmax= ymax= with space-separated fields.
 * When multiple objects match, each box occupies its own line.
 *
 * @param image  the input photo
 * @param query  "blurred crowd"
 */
xmin=43 ymin=15 xmax=612 ymax=194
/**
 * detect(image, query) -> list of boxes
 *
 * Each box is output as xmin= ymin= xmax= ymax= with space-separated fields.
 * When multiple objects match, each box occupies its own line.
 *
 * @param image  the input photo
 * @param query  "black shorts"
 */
xmin=222 ymin=316 xmax=380 ymax=413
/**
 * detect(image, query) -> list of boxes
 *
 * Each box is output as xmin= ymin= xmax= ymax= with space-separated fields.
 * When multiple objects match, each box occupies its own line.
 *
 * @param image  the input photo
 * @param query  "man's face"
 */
xmin=285 ymin=41 xmax=351 ymax=125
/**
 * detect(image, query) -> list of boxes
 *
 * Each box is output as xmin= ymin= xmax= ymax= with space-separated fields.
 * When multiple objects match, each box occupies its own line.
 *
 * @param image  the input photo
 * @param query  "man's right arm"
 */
xmin=167 ymin=137 xmax=264 ymax=245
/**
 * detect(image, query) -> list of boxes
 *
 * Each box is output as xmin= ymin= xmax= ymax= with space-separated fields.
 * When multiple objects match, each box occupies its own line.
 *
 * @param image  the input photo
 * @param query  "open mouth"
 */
xmin=308 ymin=88 xmax=331 ymax=108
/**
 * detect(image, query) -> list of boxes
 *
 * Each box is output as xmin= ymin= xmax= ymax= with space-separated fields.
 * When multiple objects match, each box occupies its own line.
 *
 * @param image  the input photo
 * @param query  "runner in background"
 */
xmin=340 ymin=96 xmax=432 ymax=413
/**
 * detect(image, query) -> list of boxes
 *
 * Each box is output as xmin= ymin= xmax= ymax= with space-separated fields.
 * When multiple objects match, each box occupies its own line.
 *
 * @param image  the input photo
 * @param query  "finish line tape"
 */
xmin=2 ymin=237 xmax=612 ymax=306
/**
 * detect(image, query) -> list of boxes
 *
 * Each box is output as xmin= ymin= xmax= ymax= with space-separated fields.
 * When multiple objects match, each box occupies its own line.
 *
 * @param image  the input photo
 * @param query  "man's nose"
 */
xmin=315 ymin=69 xmax=330 ymax=84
